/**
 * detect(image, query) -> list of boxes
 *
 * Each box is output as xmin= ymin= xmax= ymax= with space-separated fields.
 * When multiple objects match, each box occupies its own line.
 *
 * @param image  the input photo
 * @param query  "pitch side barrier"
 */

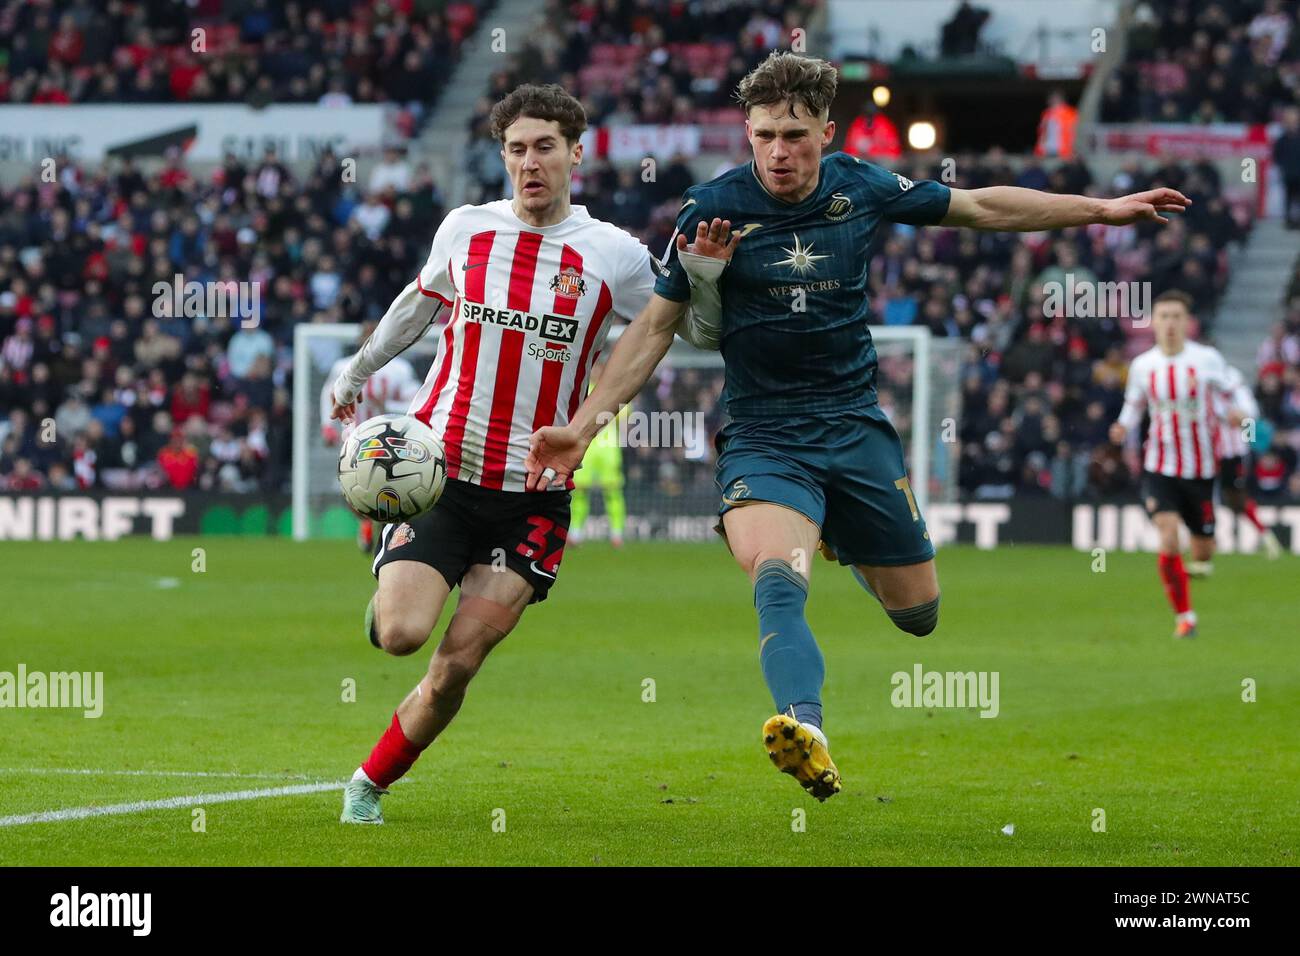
xmin=0 ymin=492 xmax=1296 ymax=555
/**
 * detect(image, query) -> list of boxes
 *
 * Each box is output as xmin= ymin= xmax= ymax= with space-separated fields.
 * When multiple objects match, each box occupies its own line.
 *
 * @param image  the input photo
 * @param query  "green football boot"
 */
xmin=340 ymin=776 xmax=387 ymax=825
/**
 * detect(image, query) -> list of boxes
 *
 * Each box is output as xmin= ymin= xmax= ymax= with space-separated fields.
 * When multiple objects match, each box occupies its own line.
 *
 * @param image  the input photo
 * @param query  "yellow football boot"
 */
xmin=762 ymin=714 xmax=842 ymax=801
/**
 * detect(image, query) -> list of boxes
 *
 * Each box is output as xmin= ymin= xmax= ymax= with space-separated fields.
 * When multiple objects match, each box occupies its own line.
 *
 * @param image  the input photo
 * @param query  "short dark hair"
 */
xmin=489 ymin=83 xmax=587 ymax=145
xmin=1153 ymin=289 xmax=1193 ymax=312
xmin=735 ymin=51 xmax=839 ymax=119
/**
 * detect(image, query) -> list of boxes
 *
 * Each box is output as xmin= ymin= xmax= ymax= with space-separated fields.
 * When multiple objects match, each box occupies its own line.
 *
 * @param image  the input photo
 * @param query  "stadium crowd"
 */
xmin=3 ymin=138 xmax=1293 ymax=502
xmin=4 ymin=0 xmax=1299 ymax=505
xmin=1101 ymin=0 xmax=1300 ymax=125
xmin=886 ymin=152 xmax=1264 ymax=501
xmin=462 ymin=0 xmax=819 ymax=203
xmin=0 ymin=0 xmax=491 ymax=134
xmin=1257 ymin=279 xmax=1300 ymax=497
xmin=0 ymin=147 xmax=446 ymax=493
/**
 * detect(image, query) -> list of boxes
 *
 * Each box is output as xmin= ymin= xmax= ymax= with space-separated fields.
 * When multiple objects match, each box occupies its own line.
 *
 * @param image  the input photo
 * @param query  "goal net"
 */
xmin=292 ymin=322 xmax=964 ymax=541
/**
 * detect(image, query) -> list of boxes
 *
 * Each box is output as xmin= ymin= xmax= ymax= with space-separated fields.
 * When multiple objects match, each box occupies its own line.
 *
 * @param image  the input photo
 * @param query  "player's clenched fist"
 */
xmin=525 ymin=425 xmax=588 ymax=491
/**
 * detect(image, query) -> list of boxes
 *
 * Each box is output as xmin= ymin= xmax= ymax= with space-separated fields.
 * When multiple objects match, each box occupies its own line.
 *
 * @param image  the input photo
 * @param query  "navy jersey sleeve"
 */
xmin=851 ymin=156 xmax=951 ymax=226
xmin=653 ymin=189 xmax=708 ymax=302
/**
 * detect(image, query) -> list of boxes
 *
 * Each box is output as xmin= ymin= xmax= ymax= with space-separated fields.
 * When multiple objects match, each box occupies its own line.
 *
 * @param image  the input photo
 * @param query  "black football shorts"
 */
xmin=372 ymin=478 xmax=571 ymax=603
xmin=1218 ymin=455 xmax=1247 ymax=493
xmin=1142 ymin=471 xmax=1216 ymax=537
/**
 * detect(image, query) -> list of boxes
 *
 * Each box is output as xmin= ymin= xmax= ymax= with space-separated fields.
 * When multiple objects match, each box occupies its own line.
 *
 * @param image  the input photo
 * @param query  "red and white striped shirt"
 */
xmin=334 ymin=201 xmax=657 ymax=492
xmin=320 ymin=355 xmax=420 ymax=441
xmin=1213 ymin=363 xmax=1259 ymax=460
xmin=1118 ymin=341 xmax=1234 ymax=479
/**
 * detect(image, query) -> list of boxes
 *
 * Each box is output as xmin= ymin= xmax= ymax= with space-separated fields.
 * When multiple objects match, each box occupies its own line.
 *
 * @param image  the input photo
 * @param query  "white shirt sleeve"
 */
xmin=1224 ymin=365 xmax=1260 ymax=420
xmin=610 ymin=233 xmax=658 ymax=322
xmin=332 ymin=208 xmax=463 ymax=404
xmin=1117 ymin=355 xmax=1148 ymax=433
xmin=1203 ymin=346 xmax=1233 ymax=392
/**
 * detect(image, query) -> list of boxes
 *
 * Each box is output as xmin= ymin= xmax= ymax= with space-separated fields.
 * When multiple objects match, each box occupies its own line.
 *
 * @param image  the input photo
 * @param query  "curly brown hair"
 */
xmin=735 ymin=51 xmax=839 ymax=119
xmin=489 ymin=83 xmax=588 ymax=144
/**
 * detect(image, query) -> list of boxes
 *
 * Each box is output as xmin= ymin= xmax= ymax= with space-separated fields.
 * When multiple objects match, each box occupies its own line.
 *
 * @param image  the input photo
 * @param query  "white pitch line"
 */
xmin=0 ymin=781 xmax=344 ymax=827
xmin=0 ymin=767 xmax=327 ymax=782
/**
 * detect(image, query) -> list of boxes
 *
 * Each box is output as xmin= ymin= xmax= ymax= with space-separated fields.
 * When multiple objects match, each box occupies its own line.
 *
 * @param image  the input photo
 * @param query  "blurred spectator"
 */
xmin=158 ymin=428 xmax=199 ymax=490
xmin=1035 ymin=90 xmax=1078 ymax=159
xmin=941 ymin=2 xmax=991 ymax=57
xmin=843 ymin=101 xmax=902 ymax=162
xmin=226 ymin=324 xmax=275 ymax=379
xmin=1274 ymin=107 xmax=1300 ymax=229
xmin=5 ymin=458 xmax=45 ymax=491
xmin=369 ymin=147 xmax=413 ymax=195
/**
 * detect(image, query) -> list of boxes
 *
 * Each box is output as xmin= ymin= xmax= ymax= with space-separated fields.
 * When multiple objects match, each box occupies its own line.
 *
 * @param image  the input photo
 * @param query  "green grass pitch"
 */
xmin=0 ymin=537 xmax=1295 ymax=866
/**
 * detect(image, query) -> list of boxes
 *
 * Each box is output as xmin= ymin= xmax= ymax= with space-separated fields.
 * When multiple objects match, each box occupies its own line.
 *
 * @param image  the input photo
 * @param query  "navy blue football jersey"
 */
xmin=654 ymin=152 xmax=951 ymax=418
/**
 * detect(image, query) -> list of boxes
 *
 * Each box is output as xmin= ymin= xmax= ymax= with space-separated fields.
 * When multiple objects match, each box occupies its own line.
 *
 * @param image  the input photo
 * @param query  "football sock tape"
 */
xmin=886 ymin=595 xmax=941 ymax=637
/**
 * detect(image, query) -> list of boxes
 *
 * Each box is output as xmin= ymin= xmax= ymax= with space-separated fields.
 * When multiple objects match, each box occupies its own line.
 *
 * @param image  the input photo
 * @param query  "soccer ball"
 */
xmin=338 ymin=414 xmax=446 ymax=522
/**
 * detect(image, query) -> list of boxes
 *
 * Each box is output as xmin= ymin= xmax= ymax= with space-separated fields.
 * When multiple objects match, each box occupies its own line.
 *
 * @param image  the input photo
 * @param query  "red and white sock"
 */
xmin=1157 ymin=553 xmax=1192 ymax=615
xmin=359 ymin=712 xmax=426 ymax=788
xmin=1242 ymin=499 xmax=1267 ymax=533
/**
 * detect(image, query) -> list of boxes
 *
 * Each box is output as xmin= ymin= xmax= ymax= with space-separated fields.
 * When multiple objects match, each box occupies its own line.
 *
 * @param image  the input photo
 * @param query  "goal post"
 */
xmin=291 ymin=322 xmax=963 ymax=541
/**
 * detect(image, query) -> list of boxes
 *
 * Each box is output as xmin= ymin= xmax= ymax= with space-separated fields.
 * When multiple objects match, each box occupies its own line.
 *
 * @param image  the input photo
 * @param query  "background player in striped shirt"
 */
xmin=1110 ymin=290 xmax=1252 ymax=638
xmin=318 ymin=319 xmax=421 ymax=553
xmin=528 ymin=52 xmax=1191 ymax=800
xmin=327 ymin=85 xmax=659 ymax=824
xmin=1214 ymin=363 xmax=1283 ymax=562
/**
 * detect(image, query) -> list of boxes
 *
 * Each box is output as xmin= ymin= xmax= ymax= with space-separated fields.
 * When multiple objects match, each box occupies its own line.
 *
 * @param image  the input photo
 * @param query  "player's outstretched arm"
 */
xmin=1228 ymin=382 xmax=1258 ymax=428
xmin=941 ymin=185 xmax=1191 ymax=232
xmin=525 ymin=293 xmax=686 ymax=490
xmin=1111 ymin=362 xmax=1148 ymax=445
xmin=330 ymin=281 xmax=444 ymax=424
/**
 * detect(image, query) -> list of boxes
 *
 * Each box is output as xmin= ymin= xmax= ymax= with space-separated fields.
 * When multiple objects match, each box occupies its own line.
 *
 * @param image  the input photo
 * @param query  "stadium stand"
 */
xmin=1258 ymin=278 xmax=1300 ymax=498
xmin=0 ymin=0 xmax=1295 ymax=507
xmin=0 ymin=145 xmax=447 ymax=493
xmin=0 ymin=0 xmax=494 ymax=135
xmin=921 ymin=154 xmax=1251 ymax=500
xmin=1100 ymin=0 xmax=1297 ymax=124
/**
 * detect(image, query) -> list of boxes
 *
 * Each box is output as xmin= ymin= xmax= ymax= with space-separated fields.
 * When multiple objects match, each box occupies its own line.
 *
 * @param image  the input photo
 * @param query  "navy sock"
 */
xmin=754 ymin=559 xmax=824 ymax=729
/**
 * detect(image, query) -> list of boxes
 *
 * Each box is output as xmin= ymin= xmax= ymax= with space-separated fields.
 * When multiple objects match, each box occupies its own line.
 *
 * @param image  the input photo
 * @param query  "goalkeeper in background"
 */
xmin=571 ymin=359 xmax=628 ymax=548
xmin=527 ymin=51 xmax=1190 ymax=802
